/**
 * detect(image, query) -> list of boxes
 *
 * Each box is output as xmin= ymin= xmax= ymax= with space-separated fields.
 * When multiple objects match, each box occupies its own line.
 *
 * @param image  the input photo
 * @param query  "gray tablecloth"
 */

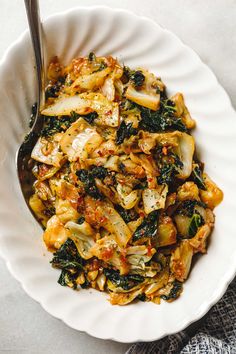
xmin=126 ymin=278 xmax=236 ymax=354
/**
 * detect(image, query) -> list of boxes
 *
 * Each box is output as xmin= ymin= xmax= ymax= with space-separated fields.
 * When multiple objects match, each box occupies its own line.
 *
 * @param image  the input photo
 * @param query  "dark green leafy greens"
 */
xmin=176 ymin=200 xmax=206 ymax=217
xmin=130 ymin=70 xmax=145 ymax=87
xmin=136 ymin=293 xmax=147 ymax=302
xmin=77 ymin=216 xmax=85 ymax=224
xmin=88 ymin=52 xmax=107 ymax=72
xmin=154 ymin=147 xmax=183 ymax=185
xmin=51 ymin=238 xmax=84 ymax=271
xmin=51 ymin=238 xmax=84 ymax=289
xmin=41 ymin=112 xmax=78 ymax=137
xmin=157 ymin=155 xmax=183 ymax=185
xmin=71 ymin=110 xmax=98 ymax=125
xmin=160 ymin=280 xmax=183 ymax=301
xmin=88 ymin=52 xmax=96 ymax=62
xmin=132 ymin=210 xmax=159 ymax=243
xmin=104 ymin=268 xmax=144 ymax=290
xmin=45 ymin=76 xmax=65 ymax=100
xmin=139 ymin=100 xmax=187 ymax=133
xmin=94 ymin=62 xmax=107 ymax=72
xmin=57 ymin=270 xmax=77 ymax=289
xmin=188 ymin=213 xmax=204 ymax=237
xmin=76 ymin=166 xmax=109 ymax=199
xmin=191 ymin=164 xmax=206 ymax=190
xmin=116 ymin=121 xmax=138 ymax=145
xmin=157 ymin=164 xmax=178 ymax=185
xmin=133 ymin=178 xmax=148 ymax=190
xmin=115 ymin=205 xmax=139 ymax=223
xmin=176 ymin=200 xmax=205 ymax=238
xmin=41 ymin=110 xmax=98 ymax=138
xmin=44 ymin=206 xmax=56 ymax=218
xmin=90 ymin=166 xmax=108 ymax=179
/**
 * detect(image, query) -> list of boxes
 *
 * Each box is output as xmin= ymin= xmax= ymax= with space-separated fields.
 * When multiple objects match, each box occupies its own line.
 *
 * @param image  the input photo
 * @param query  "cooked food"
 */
xmin=28 ymin=53 xmax=223 ymax=305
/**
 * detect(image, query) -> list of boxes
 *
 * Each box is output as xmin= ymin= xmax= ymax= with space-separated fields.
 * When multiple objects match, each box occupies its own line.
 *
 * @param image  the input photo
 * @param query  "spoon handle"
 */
xmin=24 ymin=0 xmax=45 ymax=118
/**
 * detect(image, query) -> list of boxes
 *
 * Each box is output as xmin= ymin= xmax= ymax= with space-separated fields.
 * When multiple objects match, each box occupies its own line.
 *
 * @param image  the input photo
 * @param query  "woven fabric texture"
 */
xmin=126 ymin=278 xmax=236 ymax=354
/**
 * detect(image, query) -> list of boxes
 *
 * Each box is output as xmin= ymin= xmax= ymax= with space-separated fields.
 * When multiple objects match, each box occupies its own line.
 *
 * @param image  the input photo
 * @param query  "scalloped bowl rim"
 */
xmin=0 ymin=5 xmax=235 ymax=343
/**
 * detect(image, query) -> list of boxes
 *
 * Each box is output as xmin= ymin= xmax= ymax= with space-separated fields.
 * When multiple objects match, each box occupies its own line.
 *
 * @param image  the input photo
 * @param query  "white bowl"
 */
xmin=0 ymin=6 xmax=236 ymax=343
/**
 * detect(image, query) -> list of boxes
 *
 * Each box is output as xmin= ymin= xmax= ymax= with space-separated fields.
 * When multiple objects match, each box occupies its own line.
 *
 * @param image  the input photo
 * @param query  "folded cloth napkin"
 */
xmin=126 ymin=277 xmax=236 ymax=354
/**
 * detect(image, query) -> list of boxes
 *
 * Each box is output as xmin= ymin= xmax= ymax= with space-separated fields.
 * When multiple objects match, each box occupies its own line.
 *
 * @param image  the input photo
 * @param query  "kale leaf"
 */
xmin=83 ymin=111 xmax=98 ymax=124
xmin=51 ymin=238 xmax=84 ymax=290
xmin=156 ymin=151 xmax=183 ymax=185
xmin=188 ymin=213 xmax=204 ymax=237
xmin=77 ymin=216 xmax=85 ymax=224
xmin=122 ymin=67 xmax=145 ymax=87
xmin=41 ymin=112 xmax=77 ymax=137
xmin=133 ymin=178 xmax=148 ymax=190
xmin=104 ymin=268 xmax=144 ymax=290
xmin=176 ymin=200 xmax=197 ymax=217
xmin=90 ymin=166 xmax=108 ymax=179
xmin=160 ymin=280 xmax=183 ymax=301
xmin=136 ymin=293 xmax=147 ymax=302
xmin=88 ymin=53 xmax=107 ymax=71
xmin=191 ymin=164 xmax=206 ymax=190
xmin=58 ymin=269 xmax=77 ymax=289
xmin=139 ymin=100 xmax=187 ymax=133
xmin=176 ymin=200 xmax=205 ymax=238
xmin=157 ymin=164 xmax=178 ymax=185
xmin=132 ymin=210 xmax=159 ymax=243
xmin=116 ymin=121 xmax=138 ymax=145
xmin=51 ymin=238 xmax=84 ymax=272
xmin=88 ymin=52 xmax=96 ymax=62
xmin=115 ymin=205 xmax=139 ymax=223
xmin=130 ymin=70 xmax=145 ymax=87
xmin=80 ymin=278 xmax=90 ymax=289
xmin=176 ymin=200 xmax=206 ymax=217
xmin=76 ymin=167 xmax=107 ymax=200
xmin=44 ymin=206 xmax=56 ymax=218
xmin=71 ymin=110 xmax=98 ymax=125
xmin=45 ymin=76 xmax=65 ymax=100
xmin=95 ymin=62 xmax=107 ymax=72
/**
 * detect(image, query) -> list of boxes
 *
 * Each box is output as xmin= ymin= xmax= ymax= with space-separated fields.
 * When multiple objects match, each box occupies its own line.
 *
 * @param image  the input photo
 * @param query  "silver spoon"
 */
xmin=16 ymin=0 xmax=45 ymax=216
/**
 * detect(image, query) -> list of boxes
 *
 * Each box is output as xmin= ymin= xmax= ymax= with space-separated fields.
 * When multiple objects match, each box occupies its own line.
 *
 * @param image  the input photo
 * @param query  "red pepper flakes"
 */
xmin=162 ymin=146 xmax=168 ymax=155
xmin=120 ymin=254 xmax=127 ymax=265
xmin=101 ymin=248 xmax=114 ymax=260
xmin=147 ymin=245 xmax=152 ymax=256
xmin=38 ymin=164 xmax=50 ymax=177
xmin=99 ymin=216 xmax=108 ymax=224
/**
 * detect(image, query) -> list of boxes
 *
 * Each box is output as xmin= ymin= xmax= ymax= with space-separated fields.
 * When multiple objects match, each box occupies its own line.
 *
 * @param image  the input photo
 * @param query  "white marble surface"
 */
xmin=0 ymin=1 xmax=235 ymax=353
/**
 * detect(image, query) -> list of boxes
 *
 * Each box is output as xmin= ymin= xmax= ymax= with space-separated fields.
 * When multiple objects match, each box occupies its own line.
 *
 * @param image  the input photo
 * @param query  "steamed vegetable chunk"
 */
xmin=28 ymin=53 xmax=223 ymax=306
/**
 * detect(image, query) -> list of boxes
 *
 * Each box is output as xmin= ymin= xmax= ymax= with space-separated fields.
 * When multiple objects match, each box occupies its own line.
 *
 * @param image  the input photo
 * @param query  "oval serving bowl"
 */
xmin=0 ymin=6 xmax=236 ymax=343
